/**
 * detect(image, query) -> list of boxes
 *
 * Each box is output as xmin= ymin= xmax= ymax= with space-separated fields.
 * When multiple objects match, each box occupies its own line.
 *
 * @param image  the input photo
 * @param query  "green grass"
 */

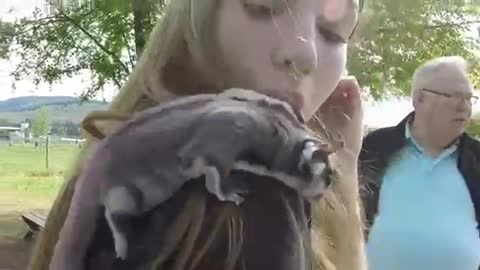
xmin=0 ymin=144 xmax=79 ymax=174
xmin=0 ymin=144 xmax=80 ymax=237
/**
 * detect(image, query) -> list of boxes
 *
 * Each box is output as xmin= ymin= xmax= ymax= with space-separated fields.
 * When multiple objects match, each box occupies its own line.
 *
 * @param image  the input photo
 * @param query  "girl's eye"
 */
xmin=242 ymin=0 xmax=286 ymax=18
xmin=317 ymin=25 xmax=346 ymax=44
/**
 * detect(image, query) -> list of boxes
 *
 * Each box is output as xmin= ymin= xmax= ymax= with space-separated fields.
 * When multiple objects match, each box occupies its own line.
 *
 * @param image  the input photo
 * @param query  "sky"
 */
xmin=0 ymin=0 xmax=117 ymax=102
xmin=0 ymin=1 xmax=479 ymax=128
xmin=1 ymin=0 xmax=38 ymax=21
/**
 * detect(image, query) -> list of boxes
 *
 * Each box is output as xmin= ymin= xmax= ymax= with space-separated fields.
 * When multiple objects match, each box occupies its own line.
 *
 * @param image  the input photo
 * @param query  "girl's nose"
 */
xmin=272 ymin=15 xmax=318 ymax=79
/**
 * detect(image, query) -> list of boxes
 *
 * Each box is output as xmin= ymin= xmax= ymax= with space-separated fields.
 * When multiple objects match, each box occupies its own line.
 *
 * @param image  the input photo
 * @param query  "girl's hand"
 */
xmin=317 ymin=76 xmax=364 ymax=160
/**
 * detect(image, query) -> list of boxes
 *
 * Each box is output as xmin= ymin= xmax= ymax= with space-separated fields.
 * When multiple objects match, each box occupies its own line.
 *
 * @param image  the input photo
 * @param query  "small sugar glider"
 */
xmin=49 ymin=88 xmax=334 ymax=270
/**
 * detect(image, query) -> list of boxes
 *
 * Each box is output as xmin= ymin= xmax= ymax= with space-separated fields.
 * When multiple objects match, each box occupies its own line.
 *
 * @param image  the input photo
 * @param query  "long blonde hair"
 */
xmin=28 ymin=1 xmax=366 ymax=269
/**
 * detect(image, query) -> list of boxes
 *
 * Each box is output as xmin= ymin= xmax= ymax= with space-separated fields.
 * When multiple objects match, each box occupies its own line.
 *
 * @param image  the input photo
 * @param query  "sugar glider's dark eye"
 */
xmin=241 ymin=0 xmax=288 ymax=19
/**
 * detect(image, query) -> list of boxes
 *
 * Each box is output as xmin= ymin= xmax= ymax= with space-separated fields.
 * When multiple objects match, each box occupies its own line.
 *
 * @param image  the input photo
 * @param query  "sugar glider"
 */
xmin=49 ymin=88 xmax=334 ymax=270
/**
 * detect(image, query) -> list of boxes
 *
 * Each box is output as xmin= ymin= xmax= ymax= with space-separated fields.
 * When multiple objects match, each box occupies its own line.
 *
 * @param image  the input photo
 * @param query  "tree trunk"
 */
xmin=133 ymin=0 xmax=149 ymax=59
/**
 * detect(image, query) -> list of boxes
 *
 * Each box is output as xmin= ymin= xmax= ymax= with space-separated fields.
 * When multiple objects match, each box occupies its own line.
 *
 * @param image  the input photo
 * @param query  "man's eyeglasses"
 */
xmin=421 ymin=88 xmax=479 ymax=104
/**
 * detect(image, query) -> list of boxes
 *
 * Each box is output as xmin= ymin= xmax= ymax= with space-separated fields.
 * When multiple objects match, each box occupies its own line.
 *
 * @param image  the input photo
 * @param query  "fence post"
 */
xmin=45 ymin=136 xmax=49 ymax=170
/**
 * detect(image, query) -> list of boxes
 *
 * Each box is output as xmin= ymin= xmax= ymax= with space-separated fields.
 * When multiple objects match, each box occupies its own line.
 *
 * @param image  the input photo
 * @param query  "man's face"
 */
xmin=417 ymin=86 xmax=477 ymax=139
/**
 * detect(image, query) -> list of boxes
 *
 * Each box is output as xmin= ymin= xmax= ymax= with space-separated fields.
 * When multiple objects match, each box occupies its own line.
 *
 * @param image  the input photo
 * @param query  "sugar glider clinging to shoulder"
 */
xmin=49 ymin=88 xmax=335 ymax=270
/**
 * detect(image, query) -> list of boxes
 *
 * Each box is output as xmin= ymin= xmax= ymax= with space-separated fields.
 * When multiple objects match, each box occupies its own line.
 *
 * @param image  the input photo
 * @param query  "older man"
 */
xmin=359 ymin=56 xmax=480 ymax=270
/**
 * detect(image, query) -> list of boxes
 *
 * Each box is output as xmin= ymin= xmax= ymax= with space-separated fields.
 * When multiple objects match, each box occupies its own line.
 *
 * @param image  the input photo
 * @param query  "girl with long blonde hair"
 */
xmin=29 ymin=0 xmax=367 ymax=269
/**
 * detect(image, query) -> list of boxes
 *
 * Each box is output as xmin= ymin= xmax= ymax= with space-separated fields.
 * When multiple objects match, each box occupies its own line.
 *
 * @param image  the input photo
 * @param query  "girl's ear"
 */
xmin=81 ymin=111 xmax=130 ymax=140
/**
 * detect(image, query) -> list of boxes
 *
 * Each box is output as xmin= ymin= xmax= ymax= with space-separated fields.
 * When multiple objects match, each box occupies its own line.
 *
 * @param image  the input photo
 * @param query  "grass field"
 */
xmin=0 ymin=143 xmax=81 ymax=238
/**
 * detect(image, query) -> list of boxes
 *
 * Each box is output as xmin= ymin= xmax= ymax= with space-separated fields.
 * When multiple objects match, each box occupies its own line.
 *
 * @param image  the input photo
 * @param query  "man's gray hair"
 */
xmin=411 ymin=56 xmax=474 ymax=99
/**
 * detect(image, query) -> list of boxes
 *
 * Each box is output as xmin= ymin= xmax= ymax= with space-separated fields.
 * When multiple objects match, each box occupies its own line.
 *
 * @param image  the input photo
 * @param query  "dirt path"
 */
xmin=0 ymin=237 xmax=33 ymax=270
xmin=0 ymin=213 xmax=35 ymax=270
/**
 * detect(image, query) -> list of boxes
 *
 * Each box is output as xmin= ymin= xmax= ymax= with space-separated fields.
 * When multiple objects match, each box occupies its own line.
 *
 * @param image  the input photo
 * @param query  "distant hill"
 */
xmin=0 ymin=96 xmax=110 ymax=124
xmin=0 ymin=96 xmax=107 ymax=112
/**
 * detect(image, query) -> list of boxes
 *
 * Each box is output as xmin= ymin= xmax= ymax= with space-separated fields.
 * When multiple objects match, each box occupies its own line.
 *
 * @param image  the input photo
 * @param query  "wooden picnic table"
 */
xmin=20 ymin=211 xmax=47 ymax=240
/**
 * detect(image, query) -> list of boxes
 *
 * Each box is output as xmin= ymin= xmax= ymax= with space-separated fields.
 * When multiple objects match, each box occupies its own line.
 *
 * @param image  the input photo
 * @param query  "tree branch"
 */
xmin=374 ymin=19 xmax=480 ymax=36
xmin=133 ymin=0 xmax=149 ymax=58
xmin=118 ymin=17 xmax=136 ymax=69
xmin=58 ymin=10 xmax=131 ymax=74
xmin=13 ymin=18 xmax=68 ymax=36
xmin=20 ymin=15 xmax=63 ymax=25
xmin=32 ymin=26 xmax=76 ymax=72
xmin=427 ymin=20 xmax=480 ymax=29
xmin=112 ymin=73 xmax=123 ymax=89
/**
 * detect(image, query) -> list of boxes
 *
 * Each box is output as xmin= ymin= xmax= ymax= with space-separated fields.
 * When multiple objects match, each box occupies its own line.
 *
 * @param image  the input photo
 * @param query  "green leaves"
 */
xmin=7 ymin=0 xmax=164 ymax=100
xmin=0 ymin=20 xmax=15 ymax=58
xmin=349 ymin=0 xmax=480 ymax=100
xmin=467 ymin=114 xmax=480 ymax=138
xmin=5 ymin=0 xmax=480 ymax=101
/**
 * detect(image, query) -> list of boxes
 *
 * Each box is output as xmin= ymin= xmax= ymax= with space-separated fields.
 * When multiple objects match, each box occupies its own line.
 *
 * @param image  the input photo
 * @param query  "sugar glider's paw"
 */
xmin=224 ymin=191 xmax=246 ymax=206
xmin=298 ymin=140 xmax=333 ymax=200
xmin=204 ymin=165 xmax=247 ymax=206
xmin=214 ymin=190 xmax=246 ymax=206
xmin=114 ymin=234 xmax=128 ymax=260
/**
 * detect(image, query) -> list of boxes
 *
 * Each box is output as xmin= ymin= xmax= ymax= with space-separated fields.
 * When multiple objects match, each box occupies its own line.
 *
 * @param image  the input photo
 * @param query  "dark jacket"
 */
xmin=359 ymin=112 xmax=480 ymax=239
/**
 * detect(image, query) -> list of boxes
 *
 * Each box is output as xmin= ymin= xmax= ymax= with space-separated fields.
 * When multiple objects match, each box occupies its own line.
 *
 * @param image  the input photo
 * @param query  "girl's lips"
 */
xmin=257 ymin=87 xmax=305 ymax=114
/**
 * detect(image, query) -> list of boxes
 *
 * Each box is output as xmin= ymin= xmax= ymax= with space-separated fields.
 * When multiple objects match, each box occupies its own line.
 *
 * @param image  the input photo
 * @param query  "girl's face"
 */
xmin=215 ymin=0 xmax=358 ymax=119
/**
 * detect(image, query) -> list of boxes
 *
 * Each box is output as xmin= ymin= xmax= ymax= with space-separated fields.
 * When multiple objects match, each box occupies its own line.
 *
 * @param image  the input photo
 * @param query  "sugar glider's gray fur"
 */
xmin=49 ymin=89 xmax=333 ymax=270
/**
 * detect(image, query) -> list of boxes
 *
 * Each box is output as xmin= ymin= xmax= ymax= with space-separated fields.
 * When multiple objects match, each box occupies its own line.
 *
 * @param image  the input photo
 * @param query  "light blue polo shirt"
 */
xmin=366 ymin=124 xmax=480 ymax=270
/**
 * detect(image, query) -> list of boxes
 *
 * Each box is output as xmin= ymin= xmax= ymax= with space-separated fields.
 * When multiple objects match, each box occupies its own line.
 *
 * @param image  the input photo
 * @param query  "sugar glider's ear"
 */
xmin=81 ymin=111 xmax=130 ymax=140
